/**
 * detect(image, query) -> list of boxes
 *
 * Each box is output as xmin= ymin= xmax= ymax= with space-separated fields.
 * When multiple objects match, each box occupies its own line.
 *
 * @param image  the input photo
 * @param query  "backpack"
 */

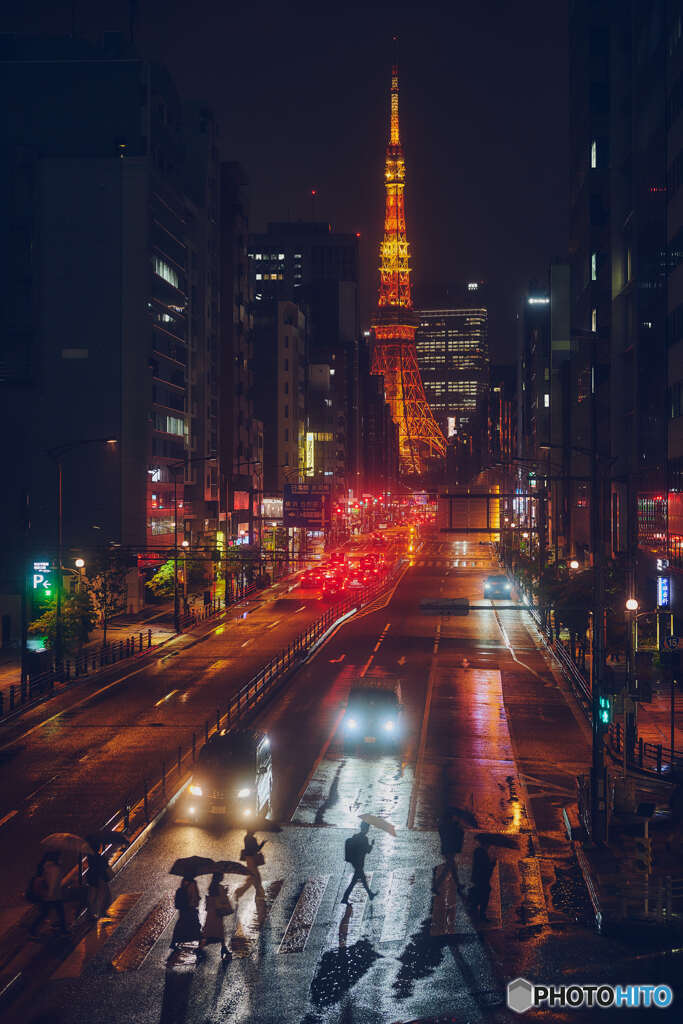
xmin=344 ymin=835 xmax=362 ymax=866
xmin=174 ymin=884 xmax=188 ymax=911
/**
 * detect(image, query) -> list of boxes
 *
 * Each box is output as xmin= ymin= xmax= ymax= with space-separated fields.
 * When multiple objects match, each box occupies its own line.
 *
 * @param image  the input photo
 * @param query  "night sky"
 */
xmin=11 ymin=1 xmax=569 ymax=360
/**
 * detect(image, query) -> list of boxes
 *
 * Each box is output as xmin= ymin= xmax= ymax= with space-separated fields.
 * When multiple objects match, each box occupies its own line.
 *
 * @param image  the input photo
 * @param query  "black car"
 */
xmin=343 ymin=683 xmax=402 ymax=751
xmin=483 ymin=574 xmax=512 ymax=599
xmin=186 ymin=728 xmax=272 ymax=823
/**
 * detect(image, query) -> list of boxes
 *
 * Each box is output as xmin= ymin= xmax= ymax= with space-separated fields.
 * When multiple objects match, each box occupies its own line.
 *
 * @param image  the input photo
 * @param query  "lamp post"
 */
xmin=48 ymin=439 xmax=117 ymax=676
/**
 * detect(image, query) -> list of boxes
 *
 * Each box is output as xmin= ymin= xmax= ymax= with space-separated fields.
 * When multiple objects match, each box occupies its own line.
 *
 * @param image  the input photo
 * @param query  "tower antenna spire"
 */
xmin=371 ymin=50 xmax=446 ymax=476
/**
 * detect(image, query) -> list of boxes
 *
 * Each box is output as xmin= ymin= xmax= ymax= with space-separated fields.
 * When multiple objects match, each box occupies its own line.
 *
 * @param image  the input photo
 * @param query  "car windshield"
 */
xmin=348 ymin=688 xmax=398 ymax=709
xmin=198 ymin=735 xmax=256 ymax=773
xmin=486 ymin=576 xmax=507 ymax=584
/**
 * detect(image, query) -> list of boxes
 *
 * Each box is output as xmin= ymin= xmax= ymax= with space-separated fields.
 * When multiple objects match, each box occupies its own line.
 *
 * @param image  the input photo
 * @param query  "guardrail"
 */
xmin=79 ymin=561 xmax=405 ymax=870
xmin=509 ymin=579 xmax=683 ymax=780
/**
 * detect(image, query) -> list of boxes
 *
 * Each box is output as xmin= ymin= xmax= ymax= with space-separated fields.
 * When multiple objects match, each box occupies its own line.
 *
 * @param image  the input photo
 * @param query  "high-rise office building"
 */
xmin=415 ymin=285 xmax=489 ymax=471
xmin=248 ymin=223 xmax=359 ymax=493
xmin=0 ymin=35 xmax=228 ymax=640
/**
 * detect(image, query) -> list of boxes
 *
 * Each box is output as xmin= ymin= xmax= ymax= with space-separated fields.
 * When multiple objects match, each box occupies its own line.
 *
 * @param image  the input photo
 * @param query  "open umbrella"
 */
xmin=215 ymin=860 xmax=253 ymax=877
xmin=359 ymin=814 xmax=396 ymax=837
xmin=40 ymin=832 xmax=91 ymax=855
xmin=86 ymin=828 xmax=130 ymax=851
xmin=169 ymin=855 xmax=221 ymax=878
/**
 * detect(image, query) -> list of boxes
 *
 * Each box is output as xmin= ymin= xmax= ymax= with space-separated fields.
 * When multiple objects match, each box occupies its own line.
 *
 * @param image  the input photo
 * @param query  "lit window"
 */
xmin=255 ymin=273 xmax=262 ymax=280
xmin=255 ymin=253 xmax=262 ymax=261
xmin=591 ymin=308 xmax=597 ymax=332
xmin=544 ymin=393 xmax=550 ymax=408
xmin=278 ymin=253 xmax=285 ymax=260
xmin=154 ymin=256 xmax=179 ymax=289
xmin=330 ymin=368 xmax=335 ymax=376
xmin=591 ymin=253 xmax=597 ymax=281
xmin=591 ymin=140 xmax=597 ymax=168
xmin=626 ymin=247 xmax=632 ymax=281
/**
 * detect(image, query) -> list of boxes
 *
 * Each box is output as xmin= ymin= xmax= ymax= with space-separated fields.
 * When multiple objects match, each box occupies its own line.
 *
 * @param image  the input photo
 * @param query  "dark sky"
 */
xmin=11 ymin=1 xmax=569 ymax=360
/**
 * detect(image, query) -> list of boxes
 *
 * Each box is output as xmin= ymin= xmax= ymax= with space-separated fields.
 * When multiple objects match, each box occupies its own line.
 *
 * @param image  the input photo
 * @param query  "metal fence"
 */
xmin=70 ymin=562 xmax=405 ymax=871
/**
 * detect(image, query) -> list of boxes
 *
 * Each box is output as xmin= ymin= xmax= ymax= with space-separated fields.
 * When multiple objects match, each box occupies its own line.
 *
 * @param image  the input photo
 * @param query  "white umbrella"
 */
xmin=360 ymin=814 xmax=396 ymax=837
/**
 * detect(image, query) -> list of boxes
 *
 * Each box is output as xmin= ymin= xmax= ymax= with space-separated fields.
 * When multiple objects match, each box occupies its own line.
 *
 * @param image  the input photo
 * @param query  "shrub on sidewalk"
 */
xmin=28 ymin=591 xmax=97 ymax=654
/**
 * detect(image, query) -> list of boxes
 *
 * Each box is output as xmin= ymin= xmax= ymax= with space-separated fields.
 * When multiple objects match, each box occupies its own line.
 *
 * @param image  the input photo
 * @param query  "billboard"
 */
xmin=283 ymin=483 xmax=328 ymax=528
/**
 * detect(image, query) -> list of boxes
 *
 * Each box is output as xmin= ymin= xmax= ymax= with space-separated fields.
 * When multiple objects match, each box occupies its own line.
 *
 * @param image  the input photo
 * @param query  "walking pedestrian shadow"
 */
xmin=314 ymin=761 xmax=344 ymax=825
xmin=159 ymin=961 xmax=194 ymax=1024
xmin=309 ymin=938 xmax=382 ymax=1008
xmin=392 ymin=917 xmax=446 ymax=1000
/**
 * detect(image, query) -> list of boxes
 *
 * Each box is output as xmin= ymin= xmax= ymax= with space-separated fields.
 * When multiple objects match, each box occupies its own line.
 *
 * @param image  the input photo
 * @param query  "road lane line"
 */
xmin=265 ymin=619 xmax=281 ymax=630
xmin=111 ymin=896 xmax=175 ymax=971
xmin=294 ymin=605 xmax=306 ymax=613
xmin=359 ymin=655 xmax=374 ymax=677
xmin=0 ymin=809 xmax=18 ymax=829
xmin=407 ymin=621 xmax=440 ymax=829
xmin=289 ymin=707 xmax=346 ymax=820
xmin=154 ymin=689 xmax=179 ymax=707
xmin=241 ymin=639 xmax=253 ymax=648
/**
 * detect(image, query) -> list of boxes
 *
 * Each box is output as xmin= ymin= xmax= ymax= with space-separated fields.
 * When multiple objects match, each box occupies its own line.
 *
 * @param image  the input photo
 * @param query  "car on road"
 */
xmin=300 ymin=567 xmax=324 ymax=588
xmin=483 ymin=574 xmax=512 ymax=599
xmin=187 ymin=728 xmax=272 ymax=823
xmin=343 ymin=681 xmax=403 ymax=751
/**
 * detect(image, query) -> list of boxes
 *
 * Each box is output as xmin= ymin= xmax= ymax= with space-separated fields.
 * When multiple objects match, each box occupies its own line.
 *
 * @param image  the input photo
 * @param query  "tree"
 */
xmin=145 ymin=557 xmax=207 ymax=600
xmin=85 ymin=549 xmax=129 ymax=646
xmin=29 ymin=591 xmax=97 ymax=655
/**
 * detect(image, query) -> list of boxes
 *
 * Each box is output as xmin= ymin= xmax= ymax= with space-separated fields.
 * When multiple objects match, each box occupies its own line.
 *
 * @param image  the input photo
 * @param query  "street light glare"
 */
xmin=75 ymin=558 xmax=85 ymax=568
xmin=625 ymin=598 xmax=639 ymax=611
xmin=569 ymin=559 xmax=579 ymax=570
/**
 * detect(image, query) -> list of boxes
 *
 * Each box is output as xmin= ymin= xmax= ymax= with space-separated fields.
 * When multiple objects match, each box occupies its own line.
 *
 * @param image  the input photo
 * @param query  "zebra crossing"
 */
xmin=412 ymin=558 xmax=492 ymax=569
xmin=51 ymin=860 xmax=507 ymax=979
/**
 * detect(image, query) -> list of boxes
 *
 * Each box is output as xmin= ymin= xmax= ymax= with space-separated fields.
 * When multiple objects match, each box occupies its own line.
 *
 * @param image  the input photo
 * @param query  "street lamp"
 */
xmin=48 ymin=438 xmax=117 ymax=675
xmin=569 ymin=559 xmax=580 ymax=570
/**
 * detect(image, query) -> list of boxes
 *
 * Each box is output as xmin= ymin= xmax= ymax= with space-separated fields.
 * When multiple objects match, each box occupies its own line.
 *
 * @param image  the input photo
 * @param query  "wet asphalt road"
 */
xmin=3 ymin=531 xmax=682 ymax=1023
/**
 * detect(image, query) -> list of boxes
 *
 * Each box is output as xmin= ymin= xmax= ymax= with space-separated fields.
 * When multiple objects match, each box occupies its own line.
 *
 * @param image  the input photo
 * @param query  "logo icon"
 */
xmin=507 ymin=978 xmax=534 ymax=1014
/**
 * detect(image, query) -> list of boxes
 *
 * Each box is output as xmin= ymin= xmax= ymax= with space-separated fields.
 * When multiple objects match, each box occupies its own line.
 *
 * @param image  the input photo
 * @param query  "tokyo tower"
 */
xmin=371 ymin=64 xmax=446 ymax=476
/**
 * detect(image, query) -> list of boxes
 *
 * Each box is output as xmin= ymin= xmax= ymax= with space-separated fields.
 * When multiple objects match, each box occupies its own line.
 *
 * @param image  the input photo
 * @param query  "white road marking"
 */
xmin=241 ymin=639 xmax=253 ymax=648
xmin=294 ymin=605 xmax=306 ymax=613
xmin=0 ymin=809 xmax=18 ymax=829
xmin=266 ymin=619 xmax=281 ymax=630
xmin=154 ymin=689 xmax=179 ymax=707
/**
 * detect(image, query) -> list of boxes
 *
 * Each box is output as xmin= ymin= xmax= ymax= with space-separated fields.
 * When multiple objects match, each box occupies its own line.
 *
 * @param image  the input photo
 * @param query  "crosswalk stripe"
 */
xmin=380 ymin=869 xmax=415 ymax=942
xmin=327 ymin=872 xmax=373 ymax=945
xmin=111 ymin=895 xmax=175 ymax=972
xmin=278 ymin=876 xmax=329 ymax=954
xmin=430 ymin=870 xmax=458 ymax=936
xmin=53 ymin=893 xmax=141 ymax=979
xmin=230 ymin=879 xmax=283 ymax=957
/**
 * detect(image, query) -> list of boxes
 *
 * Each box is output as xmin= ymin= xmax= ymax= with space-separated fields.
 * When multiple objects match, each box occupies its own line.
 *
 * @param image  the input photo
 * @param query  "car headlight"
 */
xmin=189 ymin=784 xmax=203 ymax=796
xmin=237 ymin=787 xmax=251 ymax=799
xmin=384 ymin=720 xmax=395 ymax=732
xmin=505 ymin=583 xmax=511 ymax=591
xmin=346 ymin=717 xmax=358 ymax=730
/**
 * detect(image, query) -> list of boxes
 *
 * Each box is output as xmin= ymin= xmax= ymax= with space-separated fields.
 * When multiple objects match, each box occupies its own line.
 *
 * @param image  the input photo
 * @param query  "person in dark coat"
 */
xmin=235 ymin=830 xmax=266 ymax=900
xmin=432 ymin=810 xmax=464 ymax=894
xmin=341 ymin=822 xmax=377 ymax=903
xmin=201 ymin=872 xmax=233 ymax=960
xmin=86 ymin=847 xmax=112 ymax=920
xmin=170 ymin=875 xmax=201 ymax=950
xmin=29 ymin=853 xmax=68 ymax=936
xmin=470 ymin=835 xmax=496 ymax=921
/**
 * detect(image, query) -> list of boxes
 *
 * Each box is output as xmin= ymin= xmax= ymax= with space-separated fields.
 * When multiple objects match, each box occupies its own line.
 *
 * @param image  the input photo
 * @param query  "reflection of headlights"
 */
xmin=243 ymin=808 xmax=252 ymax=817
xmin=505 ymin=583 xmax=511 ymax=591
xmin=346 ymin=717 xmax=358 ymax=730
xmin=237 ymin=787 xmax=251 ymax=799
xmin=384 ymin=720 xmax=395 ymax=732
xmin=189 ymin=785 xmax=203 ymax=796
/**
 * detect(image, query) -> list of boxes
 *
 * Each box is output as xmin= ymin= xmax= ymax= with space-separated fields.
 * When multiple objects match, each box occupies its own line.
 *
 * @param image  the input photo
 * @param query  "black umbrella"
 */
xmin=87 ymin=829 xmax=130 ymax=851
xmin=215 ymin=860 xmax=253 ymax=877
xmin=170 ymin=856 xmax=221 ymax=878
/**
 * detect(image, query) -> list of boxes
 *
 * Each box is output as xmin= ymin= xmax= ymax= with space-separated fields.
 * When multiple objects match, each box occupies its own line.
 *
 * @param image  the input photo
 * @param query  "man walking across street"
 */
xmin=235 ymin=830 xmax=266 ymax=900
xmin=29 ymin=854 xmax=68 ymax=936
xmin=341 ymin=822 xmax=377 ymax=903
xmin=432 ymin=809 xmax=464 ymax=895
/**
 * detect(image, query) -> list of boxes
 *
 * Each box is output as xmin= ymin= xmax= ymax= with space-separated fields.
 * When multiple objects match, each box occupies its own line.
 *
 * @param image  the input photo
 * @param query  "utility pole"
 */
xmin=590 ymin=421 xmax=607 ymax=842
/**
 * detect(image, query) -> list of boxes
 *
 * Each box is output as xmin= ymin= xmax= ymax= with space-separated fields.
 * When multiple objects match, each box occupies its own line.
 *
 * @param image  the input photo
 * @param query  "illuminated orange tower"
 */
xmin=371 ymin=64 xmax=446 ymax=475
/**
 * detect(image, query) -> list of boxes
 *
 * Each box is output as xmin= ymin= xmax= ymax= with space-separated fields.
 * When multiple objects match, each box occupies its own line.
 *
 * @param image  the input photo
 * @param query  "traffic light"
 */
xmin=623 ymin=835 xmax=653 ymax=873
xmin=598 ymin=695 xmax=612 ymax=725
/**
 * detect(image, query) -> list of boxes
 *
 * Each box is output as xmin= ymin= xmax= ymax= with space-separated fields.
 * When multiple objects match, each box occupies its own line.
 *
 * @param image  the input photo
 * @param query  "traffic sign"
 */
xmin=666 ymin=636 xmax=680 ymax=650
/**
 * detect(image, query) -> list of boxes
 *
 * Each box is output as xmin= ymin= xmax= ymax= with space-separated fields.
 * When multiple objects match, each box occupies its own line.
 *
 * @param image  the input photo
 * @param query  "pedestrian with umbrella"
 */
xmin=200 ymin=872 xmax=233 ymax=961
xmin=85 ymin=835 xmax=118 ymax=921
xmin=341 ymin=821 xmax=377 ymax=904
xmin=168 ymin=857 xmax=249 ymax=954
xmin=29 ymin=853 xmax=68 ymax=937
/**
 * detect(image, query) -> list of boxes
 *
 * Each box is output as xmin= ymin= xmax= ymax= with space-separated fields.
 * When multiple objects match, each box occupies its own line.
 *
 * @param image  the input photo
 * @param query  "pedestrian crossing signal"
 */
xmin=598 ymin=695 xmax=612 ymax=724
